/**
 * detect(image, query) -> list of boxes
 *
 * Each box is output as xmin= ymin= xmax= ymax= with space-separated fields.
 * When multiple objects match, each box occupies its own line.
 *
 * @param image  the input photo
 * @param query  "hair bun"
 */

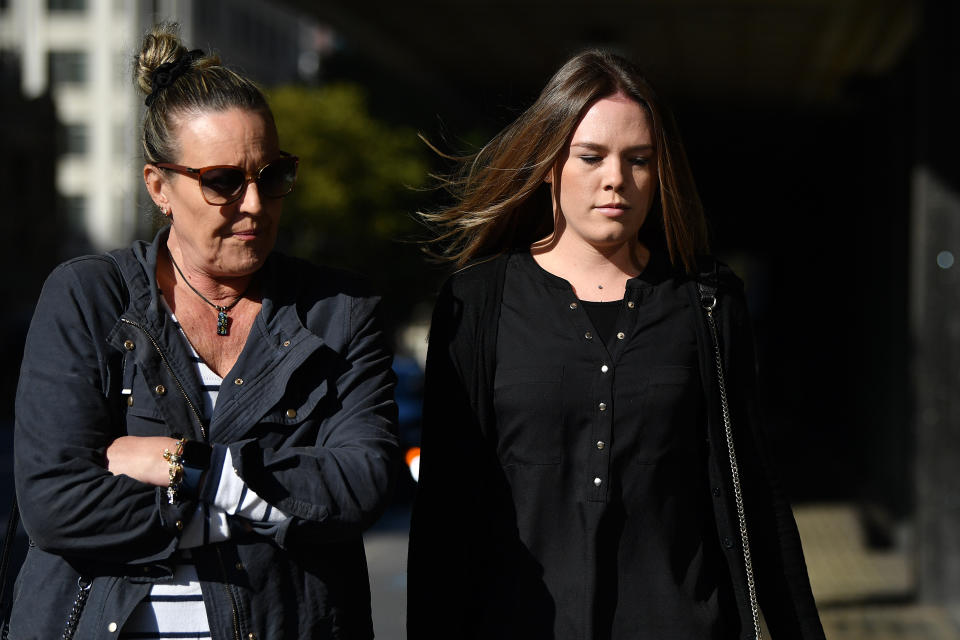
xmin=145 ymin=49 xmax=205 ymax=106
xmin=133 ymin=22 xmax=268 ymax=166
xmin=133 ymin=23 xmax=188 ymax=96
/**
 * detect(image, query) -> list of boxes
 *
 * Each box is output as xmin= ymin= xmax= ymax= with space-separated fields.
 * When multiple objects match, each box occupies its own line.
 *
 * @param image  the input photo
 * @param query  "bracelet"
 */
xmin=163 ymin=438 xmax=186 ymax=505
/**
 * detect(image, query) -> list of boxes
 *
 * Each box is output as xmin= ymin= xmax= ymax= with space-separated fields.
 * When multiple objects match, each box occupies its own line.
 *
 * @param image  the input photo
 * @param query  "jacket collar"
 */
xmin=109 ymin=226 xmax=326 ymax=442
xmin=112 ymin=225 xmax=316 ymax=344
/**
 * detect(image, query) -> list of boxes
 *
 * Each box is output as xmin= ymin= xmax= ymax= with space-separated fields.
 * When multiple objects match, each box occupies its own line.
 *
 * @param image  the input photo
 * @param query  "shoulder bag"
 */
xmin=698 ymin=280 xmax=762 ymax=640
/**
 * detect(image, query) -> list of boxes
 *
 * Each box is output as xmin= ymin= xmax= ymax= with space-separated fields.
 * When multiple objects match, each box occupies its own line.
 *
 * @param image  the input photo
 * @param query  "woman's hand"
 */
xmin=105 ymin=436 xmax=181 ymax=487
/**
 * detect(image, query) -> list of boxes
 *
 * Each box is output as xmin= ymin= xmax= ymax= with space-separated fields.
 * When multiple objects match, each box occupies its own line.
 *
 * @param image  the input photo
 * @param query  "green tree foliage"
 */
xmin=268 ymin=83 xmax=437 ymax=331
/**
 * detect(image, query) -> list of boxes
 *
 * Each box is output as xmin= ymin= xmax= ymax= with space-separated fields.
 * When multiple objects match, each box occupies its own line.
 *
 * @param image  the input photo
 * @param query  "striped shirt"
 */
xmin=120 ymin=309 xmax=289 ymax=638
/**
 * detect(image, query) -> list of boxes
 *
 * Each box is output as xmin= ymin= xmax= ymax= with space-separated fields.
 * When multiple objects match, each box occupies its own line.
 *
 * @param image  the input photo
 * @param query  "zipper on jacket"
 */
xmin=215 ymin=547 xmax=242 ymax=640
xmin=120 ymin=318 xmax=207 ymax=440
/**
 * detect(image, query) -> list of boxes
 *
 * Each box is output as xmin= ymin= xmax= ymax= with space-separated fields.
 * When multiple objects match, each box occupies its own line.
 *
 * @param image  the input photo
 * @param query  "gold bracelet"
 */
xmin=163 ymin=438 xmax=186 ymax=505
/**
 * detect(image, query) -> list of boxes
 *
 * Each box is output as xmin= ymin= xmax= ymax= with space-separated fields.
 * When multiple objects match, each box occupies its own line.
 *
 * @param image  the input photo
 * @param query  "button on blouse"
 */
xmin=493 ymin=250 xmax=728 ymax=636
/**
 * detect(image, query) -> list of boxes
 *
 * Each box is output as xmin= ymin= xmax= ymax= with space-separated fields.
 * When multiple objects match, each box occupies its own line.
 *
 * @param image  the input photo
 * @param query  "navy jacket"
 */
xmin=11 ymin=228 xmax=399 ymax=639
xmin=407 ymin=253 xmax=824 ymax=639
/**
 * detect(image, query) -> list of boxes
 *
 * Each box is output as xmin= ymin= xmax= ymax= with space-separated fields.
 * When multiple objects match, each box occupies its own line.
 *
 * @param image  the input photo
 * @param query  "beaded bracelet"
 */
xmin=163 ymin=438 xmax=186 ymax=505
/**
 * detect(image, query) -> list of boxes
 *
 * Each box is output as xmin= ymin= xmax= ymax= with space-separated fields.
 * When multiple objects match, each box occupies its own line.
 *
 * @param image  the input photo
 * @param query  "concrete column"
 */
xmin=88 ymin=0 xmax=113 ymax=248
xmin=17 ymin=0 xmax=44 ymax=98
xmin=912 ymin=0 xmax=960 ymax=608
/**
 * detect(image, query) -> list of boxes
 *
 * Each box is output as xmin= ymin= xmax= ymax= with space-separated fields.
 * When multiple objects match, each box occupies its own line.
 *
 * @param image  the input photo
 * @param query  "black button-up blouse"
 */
xmin=493 ymin=251 xmax=735 ymax=638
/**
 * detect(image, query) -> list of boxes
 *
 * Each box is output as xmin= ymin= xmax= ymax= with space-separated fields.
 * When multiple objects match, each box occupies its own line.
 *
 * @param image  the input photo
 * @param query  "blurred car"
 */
xmin=391 ymin=354 xmax=423 ymax=501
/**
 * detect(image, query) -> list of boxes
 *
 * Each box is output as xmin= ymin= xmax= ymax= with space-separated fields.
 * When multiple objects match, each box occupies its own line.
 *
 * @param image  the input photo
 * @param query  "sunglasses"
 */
xmin=155 ymin=152 xmax=299 ymax=206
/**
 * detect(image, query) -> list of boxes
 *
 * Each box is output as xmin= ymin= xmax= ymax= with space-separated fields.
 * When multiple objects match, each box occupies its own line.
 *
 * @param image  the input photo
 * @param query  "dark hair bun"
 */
xmin=133 ymin=23 xmax=188 ymax=97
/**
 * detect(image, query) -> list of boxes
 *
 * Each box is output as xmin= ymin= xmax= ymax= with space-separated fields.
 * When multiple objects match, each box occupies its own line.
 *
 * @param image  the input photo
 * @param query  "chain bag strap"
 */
xmin=0 ymin=494 xmax=20 ymax=640
xmin=60 ymin=577 xmax=92 ymax=640
xmin=698 ymin=282 xmax=762 ymax=640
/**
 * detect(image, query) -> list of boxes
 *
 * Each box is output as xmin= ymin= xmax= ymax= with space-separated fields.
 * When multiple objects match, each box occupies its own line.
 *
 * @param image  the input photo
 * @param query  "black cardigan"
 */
xmin=407 ymin=253 xmax=825 ymax=640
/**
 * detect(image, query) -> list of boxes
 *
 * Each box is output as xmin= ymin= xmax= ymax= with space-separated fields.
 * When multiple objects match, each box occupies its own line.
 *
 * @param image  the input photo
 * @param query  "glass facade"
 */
xmin=48 ymin=50 xmax=87 ymax=85
xmin=47 ymin=0 xmax=86 ymax=11
xmin=62 ymin=122 xmax=88 ymax=155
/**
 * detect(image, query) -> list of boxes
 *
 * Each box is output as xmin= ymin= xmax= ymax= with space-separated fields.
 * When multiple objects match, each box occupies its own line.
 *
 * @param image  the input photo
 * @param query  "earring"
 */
xmin=161 ymin=205 xmax=171 ymax=216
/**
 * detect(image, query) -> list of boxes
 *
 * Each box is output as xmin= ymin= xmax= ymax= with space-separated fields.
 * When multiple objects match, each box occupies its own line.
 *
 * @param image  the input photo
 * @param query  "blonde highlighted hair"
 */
xmin=133 ymin=23 xmax=273 ymax=165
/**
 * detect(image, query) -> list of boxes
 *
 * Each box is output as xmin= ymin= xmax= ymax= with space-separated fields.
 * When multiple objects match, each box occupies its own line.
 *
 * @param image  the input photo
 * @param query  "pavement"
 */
xmin=794 ymin=503 xmax=960 ymax=640
xmin=365 ymin=506 xmax=410 ymax=640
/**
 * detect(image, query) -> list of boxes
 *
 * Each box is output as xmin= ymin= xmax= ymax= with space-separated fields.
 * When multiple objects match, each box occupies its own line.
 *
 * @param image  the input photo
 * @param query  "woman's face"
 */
xmin=550 ymin=94 xmax=657 ymax=252
xmin=145 ymin=108 xmax=283 ymax=278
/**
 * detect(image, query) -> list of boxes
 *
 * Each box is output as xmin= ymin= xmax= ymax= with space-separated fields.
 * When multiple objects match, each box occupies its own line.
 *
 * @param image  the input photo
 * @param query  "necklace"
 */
xmin=167 ymin=250 xmax=251 ymax=336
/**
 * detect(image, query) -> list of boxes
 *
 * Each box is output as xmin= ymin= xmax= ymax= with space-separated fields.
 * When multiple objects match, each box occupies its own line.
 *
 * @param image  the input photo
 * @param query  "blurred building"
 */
xmin=0 ymin=44 xmax=59 ymax=420
xmin=0 ymin=0 xmax=328 ymax=251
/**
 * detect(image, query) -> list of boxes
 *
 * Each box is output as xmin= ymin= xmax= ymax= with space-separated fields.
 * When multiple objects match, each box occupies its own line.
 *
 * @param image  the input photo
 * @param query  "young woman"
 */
xmin=10 ymin=24 xmax=398 ymax=639
xmin=407 ymin=50 xmax=824 ymax=640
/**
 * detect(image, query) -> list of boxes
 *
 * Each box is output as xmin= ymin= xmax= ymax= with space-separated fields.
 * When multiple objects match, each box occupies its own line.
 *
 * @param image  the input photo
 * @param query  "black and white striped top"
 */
xmin=120 ymin=310 xmax=290 ymax=639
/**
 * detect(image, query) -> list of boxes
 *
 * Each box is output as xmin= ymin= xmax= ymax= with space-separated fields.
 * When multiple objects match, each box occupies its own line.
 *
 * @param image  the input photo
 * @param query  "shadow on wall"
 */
xmin=0 ymin=53 xmax=92 ymax=480
xmin=676 ymin=44 xmax=914 ymax=519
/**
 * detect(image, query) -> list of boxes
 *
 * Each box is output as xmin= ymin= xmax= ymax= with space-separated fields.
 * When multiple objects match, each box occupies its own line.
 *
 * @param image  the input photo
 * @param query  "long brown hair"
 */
xmin=422 ymin=49 xmax=708 ymax=272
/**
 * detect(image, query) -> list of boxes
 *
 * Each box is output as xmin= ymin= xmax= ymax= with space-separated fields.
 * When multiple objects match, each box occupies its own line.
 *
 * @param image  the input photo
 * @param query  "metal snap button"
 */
xmin=123 ymin=340 xmax=135 ymax=350
xmin=154 ymin=384 xmax=166 ymax=395
xmin=286 ymin=408 xmax=297 ymax=419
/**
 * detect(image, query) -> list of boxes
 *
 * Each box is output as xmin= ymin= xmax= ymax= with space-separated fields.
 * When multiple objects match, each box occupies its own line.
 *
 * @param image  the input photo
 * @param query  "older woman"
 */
xmin=10 ymin=25 xmax=398 ymax=639
xmin=408 ymin=50 xmax=824 ymax=639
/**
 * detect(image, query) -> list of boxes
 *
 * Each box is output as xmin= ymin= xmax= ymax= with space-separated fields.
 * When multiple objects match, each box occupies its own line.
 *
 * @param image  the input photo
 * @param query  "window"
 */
xmin=62 ymin=195 xmax=87 ymax=229
xmin=0 ymin=49 xmax=17 ymax=79
xmin=61 ymin=123 xmax=88 ymax=155
xmin=48 ymin=50 xmax=87 ymax=85
xmin=47 ymin=0 xmax=86 ymax=11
